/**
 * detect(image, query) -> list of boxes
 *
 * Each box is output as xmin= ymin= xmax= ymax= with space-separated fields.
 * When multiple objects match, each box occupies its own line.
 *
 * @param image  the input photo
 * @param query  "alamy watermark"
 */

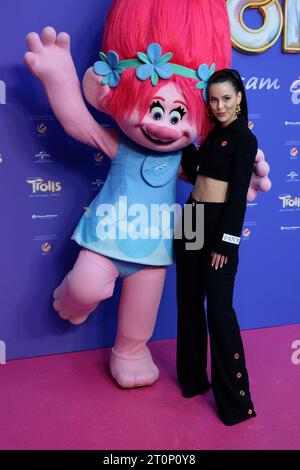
xmin=94 ymin=196 xmax=204 ymax=250
xmin=0 ymin=340 xmax=6 ymax=364
xmin=0 ymin=80 xmax=6 ymax=105
xmin=291 ymin=340 xmax=300 ymax=365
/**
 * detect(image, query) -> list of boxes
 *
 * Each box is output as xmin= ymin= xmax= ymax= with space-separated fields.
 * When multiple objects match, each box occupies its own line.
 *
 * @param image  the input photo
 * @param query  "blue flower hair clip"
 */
xmin=93 ymin=42 xmax=215 ymax=101
xmin=135 ymin=43 xmax=173 ymax=86
xmin=93 ymin=51 xmax=124 ymax=88
xmin=196 ymin=63 xmax=216 ymax=102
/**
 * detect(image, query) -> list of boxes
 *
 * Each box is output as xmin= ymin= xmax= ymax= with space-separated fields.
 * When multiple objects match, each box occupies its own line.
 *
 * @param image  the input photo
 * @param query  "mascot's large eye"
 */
xmin=169 ymin=110 xmax=182 ymax=125
xmin=169 ymin=106 xmax=186 ymax=125
xmin=150 ymin=106 xmax=164 ymax=121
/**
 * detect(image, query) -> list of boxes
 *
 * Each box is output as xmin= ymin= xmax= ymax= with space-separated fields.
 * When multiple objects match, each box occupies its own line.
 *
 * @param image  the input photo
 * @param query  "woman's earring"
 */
xmin=206 ymin=106 xmax=214 ymax=118
xmin=236 ymin=104 xmax=241 ymax=115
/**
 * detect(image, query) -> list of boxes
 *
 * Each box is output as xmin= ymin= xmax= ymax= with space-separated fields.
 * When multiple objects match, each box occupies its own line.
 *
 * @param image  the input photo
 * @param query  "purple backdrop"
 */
xmin=0 ymin=0 xmax=299 ymax=360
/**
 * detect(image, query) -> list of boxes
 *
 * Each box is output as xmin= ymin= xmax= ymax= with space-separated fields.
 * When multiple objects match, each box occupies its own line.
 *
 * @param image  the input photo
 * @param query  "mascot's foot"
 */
xmin=53 ymin=298 xmax=90 ymax=325
xmin=53 ymin=288 xmax=92 ymax=325
xmin=109 ymin=346 xmax=159 ymax=388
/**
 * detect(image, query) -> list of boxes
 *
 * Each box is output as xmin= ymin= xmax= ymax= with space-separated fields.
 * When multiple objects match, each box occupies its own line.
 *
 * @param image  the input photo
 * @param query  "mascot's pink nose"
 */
xmin=145 ymin=124 xmax=180 ymax=140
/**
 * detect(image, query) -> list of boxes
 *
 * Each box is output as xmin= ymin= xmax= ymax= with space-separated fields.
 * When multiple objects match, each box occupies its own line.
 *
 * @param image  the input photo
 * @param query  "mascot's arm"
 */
xmin=24 ymin=27 xmax=118 ymax=159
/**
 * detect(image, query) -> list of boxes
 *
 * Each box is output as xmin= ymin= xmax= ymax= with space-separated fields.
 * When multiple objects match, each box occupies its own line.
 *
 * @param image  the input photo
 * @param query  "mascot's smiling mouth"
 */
xmin=141 ymin=128 xmax=179 ymax=146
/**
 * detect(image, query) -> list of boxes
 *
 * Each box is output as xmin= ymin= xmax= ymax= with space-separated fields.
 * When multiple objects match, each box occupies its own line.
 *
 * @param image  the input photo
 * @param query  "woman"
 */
xmin=175 ymin=69 xmax=257 ymax=426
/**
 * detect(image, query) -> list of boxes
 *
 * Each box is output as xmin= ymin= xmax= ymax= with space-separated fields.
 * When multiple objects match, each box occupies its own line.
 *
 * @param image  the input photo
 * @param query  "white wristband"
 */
xmin=222 ymin=233 xmax=240 ymax=245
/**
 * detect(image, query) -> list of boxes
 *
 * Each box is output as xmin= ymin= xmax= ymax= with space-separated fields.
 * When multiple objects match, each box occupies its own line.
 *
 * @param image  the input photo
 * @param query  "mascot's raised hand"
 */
xmin=24 ymin=0 xmax=270 ymax=389
xmin=25 ymin=27 xmax=117 ymax=156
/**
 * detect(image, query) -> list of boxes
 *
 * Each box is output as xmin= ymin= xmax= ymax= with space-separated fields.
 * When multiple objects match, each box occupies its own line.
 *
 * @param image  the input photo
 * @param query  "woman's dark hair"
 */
xmin=206 ymin=69 xmax=248 ymax=120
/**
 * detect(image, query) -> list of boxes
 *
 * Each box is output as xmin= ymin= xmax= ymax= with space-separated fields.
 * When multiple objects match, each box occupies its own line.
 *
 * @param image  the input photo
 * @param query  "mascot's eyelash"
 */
xmin=171 ymin=106 xmax=187 ymax=117
xmin=150 ymin=100 xmax=164 ymax=111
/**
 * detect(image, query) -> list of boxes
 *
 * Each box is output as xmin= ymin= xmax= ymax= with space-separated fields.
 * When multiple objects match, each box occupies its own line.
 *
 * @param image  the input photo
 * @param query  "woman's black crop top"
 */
xmin=181 ymin=115 xmax=258 ymax=257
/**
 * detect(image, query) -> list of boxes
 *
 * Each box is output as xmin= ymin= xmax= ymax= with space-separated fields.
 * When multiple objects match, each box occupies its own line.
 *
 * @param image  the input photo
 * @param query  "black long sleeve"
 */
xmin=211 ymin=131 xmax=258 ymax=257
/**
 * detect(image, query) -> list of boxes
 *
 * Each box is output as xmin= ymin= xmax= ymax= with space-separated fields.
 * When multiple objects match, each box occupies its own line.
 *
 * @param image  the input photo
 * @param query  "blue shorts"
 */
xmin=110 ymin=257 xmax=147 ymax=278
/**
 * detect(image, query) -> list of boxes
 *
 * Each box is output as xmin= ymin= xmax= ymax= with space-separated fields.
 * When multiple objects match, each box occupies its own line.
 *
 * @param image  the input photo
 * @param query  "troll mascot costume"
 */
xmin=25 ymin=0 xmax=270 ymax=388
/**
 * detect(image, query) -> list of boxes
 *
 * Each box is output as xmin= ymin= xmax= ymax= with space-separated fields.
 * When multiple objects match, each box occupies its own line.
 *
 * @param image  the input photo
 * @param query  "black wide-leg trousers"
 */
xmin=175 ymin=195 xmax=256 ymax=426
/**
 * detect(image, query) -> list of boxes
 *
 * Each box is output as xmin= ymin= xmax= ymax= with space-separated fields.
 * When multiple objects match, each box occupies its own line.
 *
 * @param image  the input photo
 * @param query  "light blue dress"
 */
xmin=72 ymin=132 xmax=182 ymax=269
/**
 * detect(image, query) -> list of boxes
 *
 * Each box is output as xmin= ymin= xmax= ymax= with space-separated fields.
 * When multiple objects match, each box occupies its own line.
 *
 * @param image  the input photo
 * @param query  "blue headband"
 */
xmin=93 ymin=43 xmax=215 ymax=102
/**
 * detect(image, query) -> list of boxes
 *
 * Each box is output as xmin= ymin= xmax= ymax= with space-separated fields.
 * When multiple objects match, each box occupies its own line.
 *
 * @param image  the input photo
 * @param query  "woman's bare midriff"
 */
xmin=192 ymin=175 xmax=229 ymax=203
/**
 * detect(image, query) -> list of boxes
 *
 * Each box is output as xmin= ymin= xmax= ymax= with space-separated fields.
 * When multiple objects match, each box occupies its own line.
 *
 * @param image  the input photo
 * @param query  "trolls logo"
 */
xmin=227 ymin=0 xmax=300 ymax=54
xmin=0 ymin=340 xmax=6 ymax=364
xmin=0 ymin=80 xmax=6 ymax=104
xmin=291 ymin=340 xmax=300 ymax=365
xmin=290 ymin=77 xmax=300 ymax=104
xmin=27 ymin=178 xmax=62 ymax=195
xmin=279 ymin=194 xmax=300 ymax=209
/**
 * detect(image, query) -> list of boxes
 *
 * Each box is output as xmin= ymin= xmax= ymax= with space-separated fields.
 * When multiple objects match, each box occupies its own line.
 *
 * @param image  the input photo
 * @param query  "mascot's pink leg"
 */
xmin=53 ymin=249 xmax=119 ymax=325
xmin=110 ymin=266 xmax=167 ymax=388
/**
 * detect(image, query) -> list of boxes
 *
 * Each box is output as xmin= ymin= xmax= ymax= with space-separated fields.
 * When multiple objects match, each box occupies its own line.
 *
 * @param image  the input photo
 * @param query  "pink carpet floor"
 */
xmin=0 ymin=324 xmax=299 ymax=450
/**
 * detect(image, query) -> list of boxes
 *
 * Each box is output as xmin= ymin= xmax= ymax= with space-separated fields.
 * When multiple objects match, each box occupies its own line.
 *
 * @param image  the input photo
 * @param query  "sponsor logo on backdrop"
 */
xmin=29 ymin=115 xmax=54 ymax=122
xmin=286 ymin=171 xmax=300 ymax=182
xmin=279 ymin=194 xmax=300 ymax=210
xmin=27 ymin=178 xmax=62 ymax=197
xmin=0 ymin=340 xmax=6 ymax=365
xmin=0 ymin=154 xmax=3 ymax=164
xmin=32 ymin=214 xmax=58 ymax=220
xmin=290 ymin=147 xmax=298 ymax=158
xmin=33 ymin=234 xmax=58 ymax=241
xmin=285 ymin=121 xmax=300 ymax=126
xmin=33 ymin=234 xmax=58 ymax=254
xmin=0 ymin=80 xmax=6 ymax=105
xmin=94 ymin=152 xmax=104 ymax=164
xmin=90 ymin=178 xmax=105 ymax=191
xmin=28 ymin=116 xmax=53 ymax=138
xmin=284 ymin=142 xmax=299 ymax=159
xmin=290 ymin=77 xmax=300 ymax=104
xmin=242 ymin=222 xmax=257 ymax=240
xmin=281 ymin=226 xmax=300 ymax=231
xmin=247 ymin=202 xmax=258 ymax=208
xmin=248 ymin=114 xmax=262 ymax=130
xmin=37 ymin=123 xmax=48 ymax=135
xmin=41 ymin=242 xmax=52 ymax=253
xmin=34 ymin=151 xmax=53 ymax=163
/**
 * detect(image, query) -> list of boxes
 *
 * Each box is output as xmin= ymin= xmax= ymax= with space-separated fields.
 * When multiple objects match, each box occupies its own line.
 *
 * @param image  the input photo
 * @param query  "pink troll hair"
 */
xmin=101 ymin=0 xmax=231 ymax=139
